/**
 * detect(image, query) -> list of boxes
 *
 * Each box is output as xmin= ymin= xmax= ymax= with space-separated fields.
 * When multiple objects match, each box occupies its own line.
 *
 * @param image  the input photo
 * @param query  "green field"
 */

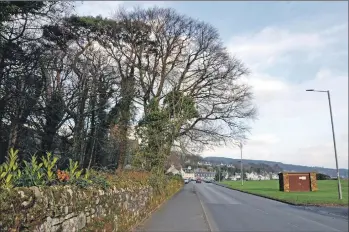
xmin=221 ymin=180 xmax=348 ymax=206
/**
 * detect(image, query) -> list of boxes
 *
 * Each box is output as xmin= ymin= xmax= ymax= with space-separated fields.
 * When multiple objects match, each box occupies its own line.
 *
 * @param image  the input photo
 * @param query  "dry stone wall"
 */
xmin=0 ymin=179 xmax=182 ymax=231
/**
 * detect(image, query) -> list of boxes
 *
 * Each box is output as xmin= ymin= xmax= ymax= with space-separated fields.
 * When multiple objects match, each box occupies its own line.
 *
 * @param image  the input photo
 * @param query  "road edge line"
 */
xmin=215 ymin=182 xmax=349 ymax=222
xmin=194 ymin=184 xmax=219 ymax=232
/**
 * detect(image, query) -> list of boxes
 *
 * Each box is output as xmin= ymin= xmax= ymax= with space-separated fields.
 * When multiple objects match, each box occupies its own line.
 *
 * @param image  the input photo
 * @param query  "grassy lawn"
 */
xmin=221 ymin=180 xmax=348 ymax=206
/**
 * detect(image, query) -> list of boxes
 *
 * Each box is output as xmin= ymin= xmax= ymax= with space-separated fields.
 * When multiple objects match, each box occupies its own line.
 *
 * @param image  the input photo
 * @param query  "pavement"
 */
xmin=136 ymin=182 xmax=349 ymax=232
xmin=135 ymin=182 xmax=210 ymax=232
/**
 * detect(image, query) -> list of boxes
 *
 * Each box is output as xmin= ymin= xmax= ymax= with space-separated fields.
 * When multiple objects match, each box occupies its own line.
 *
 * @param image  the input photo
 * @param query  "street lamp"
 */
xmin=306 ymin=89 xmax=342 ymax=200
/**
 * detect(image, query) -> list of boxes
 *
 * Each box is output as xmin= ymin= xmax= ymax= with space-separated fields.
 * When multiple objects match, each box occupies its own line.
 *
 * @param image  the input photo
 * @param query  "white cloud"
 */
xmin=214 ymin=69 xmax=348 ymax=169
xmin=74 ymin=1 xmax=170 ymax=17
xmin=228 ymin=23 xmax=347 ymax=71
xmin=203 ymin=20 xmax=348 ymax=169
xmin=74 ymin=1 xmax=124 ymax=17
xmin=249 ymin=134 xmax=280 ymax=146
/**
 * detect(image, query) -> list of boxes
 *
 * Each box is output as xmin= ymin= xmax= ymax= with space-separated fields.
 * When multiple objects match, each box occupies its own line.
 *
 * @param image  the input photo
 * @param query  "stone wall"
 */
xmin=310 ymin=172 xmax=318 ymax=191
xmin=0 ymin=178 xmax=183 ymax=232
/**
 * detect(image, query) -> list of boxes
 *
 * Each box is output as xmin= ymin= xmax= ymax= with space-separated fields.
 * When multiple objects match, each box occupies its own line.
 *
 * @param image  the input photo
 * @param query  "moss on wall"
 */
xmin=0 ymin=173 xmax=183 ymax=232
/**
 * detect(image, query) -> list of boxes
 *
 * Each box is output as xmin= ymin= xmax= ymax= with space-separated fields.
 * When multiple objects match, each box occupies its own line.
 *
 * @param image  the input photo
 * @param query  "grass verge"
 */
xmin=221 ymin=180 xmax=348 ymax=206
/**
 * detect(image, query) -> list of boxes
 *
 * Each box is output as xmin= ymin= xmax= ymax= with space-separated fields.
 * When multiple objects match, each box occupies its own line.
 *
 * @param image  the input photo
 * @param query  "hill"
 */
xmin=203 ymin=157 xmax=349 ymax=178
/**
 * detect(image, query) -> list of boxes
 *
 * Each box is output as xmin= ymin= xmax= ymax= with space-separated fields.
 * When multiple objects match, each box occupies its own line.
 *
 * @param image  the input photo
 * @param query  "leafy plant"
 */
xmin=16 ymin=155 xmax=45 ymax=187
xmin=0 ymin=148 xmax=21 ymax=188
xmin=90 ymin=175 xmax=110 ymax=189
xmin=69 ymin=178 xmax=91 ymax=189
xmin=41 ymin=152 xmax=58 ymax=182
xmin=67 ymin=159 xmax=82 ymax=180
xmin=83 ymin=168 xmax=92 ymax=181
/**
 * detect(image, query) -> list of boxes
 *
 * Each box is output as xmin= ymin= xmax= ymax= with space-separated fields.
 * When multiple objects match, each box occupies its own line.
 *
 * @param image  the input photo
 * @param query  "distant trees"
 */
xmin=316 ymin=173 xmax=331 ymax=180
xmin=0 ymin=3 xmax=256 ymax=173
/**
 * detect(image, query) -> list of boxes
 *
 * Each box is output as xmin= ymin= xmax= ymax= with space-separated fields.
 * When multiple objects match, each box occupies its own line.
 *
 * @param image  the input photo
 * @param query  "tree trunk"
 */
xmin=115 ymin=74 xmax=134 ymax=173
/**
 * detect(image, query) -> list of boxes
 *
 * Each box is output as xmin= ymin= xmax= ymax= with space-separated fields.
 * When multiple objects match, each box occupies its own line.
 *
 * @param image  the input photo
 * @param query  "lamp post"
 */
xmin=238 ymin=142 xmax=244 ymax=186
xmin=306 ymin=89 xmax=342 ymax=200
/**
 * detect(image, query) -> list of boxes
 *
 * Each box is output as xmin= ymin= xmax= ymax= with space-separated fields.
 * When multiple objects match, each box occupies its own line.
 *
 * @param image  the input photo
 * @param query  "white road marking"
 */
xmin=195 ymin=185 xmax=220 ymax=232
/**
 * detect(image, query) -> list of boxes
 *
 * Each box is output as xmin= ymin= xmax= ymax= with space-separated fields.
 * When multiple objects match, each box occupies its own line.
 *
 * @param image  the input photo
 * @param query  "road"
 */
xmin=136 ymin=182 xmax=348 ymax=232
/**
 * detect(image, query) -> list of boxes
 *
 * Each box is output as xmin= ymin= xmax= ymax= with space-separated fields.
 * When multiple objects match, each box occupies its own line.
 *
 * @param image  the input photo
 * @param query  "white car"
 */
xmin=184 ymin=179 xmax=189 ymax=184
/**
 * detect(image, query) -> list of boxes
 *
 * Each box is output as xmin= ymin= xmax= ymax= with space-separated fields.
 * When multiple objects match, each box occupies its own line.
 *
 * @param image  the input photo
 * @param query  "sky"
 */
xmin=75 ymin=1 xmax=348 ymax=169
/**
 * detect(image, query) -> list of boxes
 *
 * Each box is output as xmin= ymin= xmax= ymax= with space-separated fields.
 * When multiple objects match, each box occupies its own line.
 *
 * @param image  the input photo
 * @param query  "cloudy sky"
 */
xmin=75 ymin=1 xmax=348 ymax=169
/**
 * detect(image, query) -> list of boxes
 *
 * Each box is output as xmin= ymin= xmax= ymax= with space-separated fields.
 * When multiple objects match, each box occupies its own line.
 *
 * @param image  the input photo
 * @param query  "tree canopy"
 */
xmin=0 ymin=2 xmax=256 ymax=173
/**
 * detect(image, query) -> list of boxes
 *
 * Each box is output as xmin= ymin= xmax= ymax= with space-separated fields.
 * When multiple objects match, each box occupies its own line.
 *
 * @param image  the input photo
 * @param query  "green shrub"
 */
xmin=149 ymin=167 xmax=168 ymax=194
xmin=0 ymin=148 xmax=161 ymax=191
xmin=68 ymin=178 xmax=91 ymax=189
xmin=15 ymin=155 xmax=45 ymax=187
xmin=67 ymin=159 xmax=82 ymax=180
xmin=316 ymin=173 xmax=331 ymax=180
xmin=90 ymin=175 xmax=110 ymax=189
xmin=171 ymin=174 xmax=183 ymax=182
xmin=41 ymin=152 xmax=58 ymax=182
xmin=83 ymin=168 xmax=92 ymax=181
xmin=0 ymin=148 xmax=21 ymax=188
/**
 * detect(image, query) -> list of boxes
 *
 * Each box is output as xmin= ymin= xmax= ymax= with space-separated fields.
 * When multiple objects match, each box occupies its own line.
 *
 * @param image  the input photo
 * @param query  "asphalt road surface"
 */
xmin=136 ymin=182 xmax=348 ymax=232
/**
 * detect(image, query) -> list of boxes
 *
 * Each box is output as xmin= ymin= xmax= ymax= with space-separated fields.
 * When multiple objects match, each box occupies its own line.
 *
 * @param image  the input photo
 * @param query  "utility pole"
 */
xmin=306 ymin=89 xmax=342 ymax=199
xmin=239 ymin=142 xmax=244 ymax=186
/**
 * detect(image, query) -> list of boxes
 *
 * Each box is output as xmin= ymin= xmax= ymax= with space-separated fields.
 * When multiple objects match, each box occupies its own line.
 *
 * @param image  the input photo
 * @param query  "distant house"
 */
xmin=224 ymin=172 xmax=229 ymax=179
xmin=182 ymin=167 xmax=195 ymax=179
xmin=166 ymin=164 xmax=185 ymax=176
xmin=246 ymin=172 xmax=260 ymax=180
xmin=230 ymin=173 xmax=241 ymax=181
xmin=271 ymin=173 xmax=279 ymax=180
xmin=195 ymin=171 xmax=216 ymax=180
xmin=182 ymin=172 xmax=195 ymax=179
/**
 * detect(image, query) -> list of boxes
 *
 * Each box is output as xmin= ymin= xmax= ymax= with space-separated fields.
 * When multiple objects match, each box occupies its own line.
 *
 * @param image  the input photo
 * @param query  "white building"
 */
xmin=271 ymin=173 xmax=279 ymax=180
xmin=246 ymin=172 xmax=260 ymax=180
xmin=166 ymin=165 xmax=185 ymax=176
xmin=182 ymin=172 xmax=195 ymax=179
xmin=230 ymin=173 xmax=241 ymax=181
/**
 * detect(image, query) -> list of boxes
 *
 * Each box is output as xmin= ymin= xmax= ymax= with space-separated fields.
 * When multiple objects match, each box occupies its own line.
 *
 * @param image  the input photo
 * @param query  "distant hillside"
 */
xmin=203 ymin=157 xmax=349 ymax=178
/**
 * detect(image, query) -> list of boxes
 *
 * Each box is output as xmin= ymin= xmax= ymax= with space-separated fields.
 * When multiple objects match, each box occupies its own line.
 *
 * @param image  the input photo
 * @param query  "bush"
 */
xmin=90 ymin=175 xmax=110 ymax=189
xmin=41 ymin=152 xmax=58 ymax=182
xmin=0 ymin=149 xmax=108 ymax=189
xmin=149 ymin=168 xmax=168 ymax=194
xmin=0 ymin=149 xmax=173 ymax=192
xmin=171 ymin=174 xmax=183 ymax=182
xmin=67 ymin=178 xmax=91 ymax=189
xmin=15 ymin=155 xmax=45 ymax=187
xmin=316 ymin=173 xmax=331 ymax=180
xmin=0 ymin=148 xmax=21 ymax=188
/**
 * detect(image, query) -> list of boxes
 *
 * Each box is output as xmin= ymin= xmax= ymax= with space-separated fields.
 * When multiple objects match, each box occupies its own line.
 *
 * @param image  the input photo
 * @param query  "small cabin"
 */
xmin=278 ymin=172 xmax=317 ymax=192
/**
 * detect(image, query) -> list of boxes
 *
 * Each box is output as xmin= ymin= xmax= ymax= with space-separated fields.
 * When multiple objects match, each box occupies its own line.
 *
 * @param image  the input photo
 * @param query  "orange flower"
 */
xmin=57 ymin=169 xmax=70 ymax=182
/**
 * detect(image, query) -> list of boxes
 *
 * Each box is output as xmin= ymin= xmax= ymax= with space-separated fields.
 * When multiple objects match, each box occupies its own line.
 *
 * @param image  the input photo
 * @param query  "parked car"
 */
xmin=184 ymin=179 xmax=189 ymax=184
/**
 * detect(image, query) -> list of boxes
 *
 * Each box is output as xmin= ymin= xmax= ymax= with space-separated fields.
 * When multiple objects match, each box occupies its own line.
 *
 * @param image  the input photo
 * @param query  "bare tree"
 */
xmin=0 ymin=4 xmax=256 ymax=174
xmin=115 ymin=7 xmax=256 ymax=169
